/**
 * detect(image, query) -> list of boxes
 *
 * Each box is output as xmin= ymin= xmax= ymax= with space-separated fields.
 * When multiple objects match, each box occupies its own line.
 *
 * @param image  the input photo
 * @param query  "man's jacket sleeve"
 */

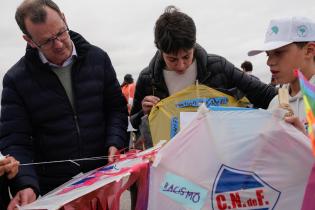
xmin=102 ymin=52 xmax=128 ymax=150
xmin=130 ymin=70 xmax=148 ymax=130
xmin=0 ymin=73 xmax=39 ymax=196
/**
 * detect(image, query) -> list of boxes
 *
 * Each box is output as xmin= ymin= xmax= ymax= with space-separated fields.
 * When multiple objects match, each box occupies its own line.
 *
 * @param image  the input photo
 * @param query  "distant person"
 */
xmin=248 ymin=16 xmax=315 ymax=134
xmin=241 ymin=60 xmax=253 ymax=73
xmin=121 ymin=74 xmax=136 ymax=114
xmin=130 ymin=5 xmax=276 ymax=133
xmin=0 ymin=154 xmax=19 ymax=209
xmin=241 ymin=60 xmax=260 ymax=80
xmin=0 ymin=0 xmax=128 ymax=208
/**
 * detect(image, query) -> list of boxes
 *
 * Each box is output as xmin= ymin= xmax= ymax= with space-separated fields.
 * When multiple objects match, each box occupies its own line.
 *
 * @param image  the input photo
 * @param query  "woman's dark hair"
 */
xmin=154 ymin=5 xmax=196 ymax=54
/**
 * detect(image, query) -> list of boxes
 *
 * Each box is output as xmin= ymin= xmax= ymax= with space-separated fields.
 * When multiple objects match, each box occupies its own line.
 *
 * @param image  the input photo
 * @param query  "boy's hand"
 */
xmin=284 ymin=116 xmax=307 ymax=136
xmin=0 ymin=156 xmax=20 ymax=179
xmin=6 ymin=156 xmax=20 ymax=179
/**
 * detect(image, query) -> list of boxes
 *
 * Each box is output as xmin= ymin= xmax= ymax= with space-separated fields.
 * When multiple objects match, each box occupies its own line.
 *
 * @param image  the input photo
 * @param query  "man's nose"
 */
xmin=52 ymin=37 xmax=63 ymax=48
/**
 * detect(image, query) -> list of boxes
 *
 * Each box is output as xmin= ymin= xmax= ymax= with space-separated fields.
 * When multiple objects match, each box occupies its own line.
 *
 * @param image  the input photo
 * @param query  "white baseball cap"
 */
xmin=248 ymin=16 xmax=315 ymax=56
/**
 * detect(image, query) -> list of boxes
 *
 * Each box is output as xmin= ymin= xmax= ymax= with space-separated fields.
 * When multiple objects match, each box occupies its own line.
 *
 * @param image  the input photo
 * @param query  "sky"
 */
xmin=0 ymin=0 xmax=314 ymax=85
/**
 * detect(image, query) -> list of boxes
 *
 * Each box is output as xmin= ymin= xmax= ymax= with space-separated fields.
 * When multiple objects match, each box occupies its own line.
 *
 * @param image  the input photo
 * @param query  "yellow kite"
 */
xmin=148 ymin=84 xmax=250 ymax=145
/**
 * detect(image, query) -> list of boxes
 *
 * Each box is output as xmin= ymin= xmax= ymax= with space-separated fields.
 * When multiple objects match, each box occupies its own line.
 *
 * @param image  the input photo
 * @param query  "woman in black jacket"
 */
xmin=130 ymin=6 xmax=276 ymax=130
xmin=128 ymin=6 xmax=277 ymax=210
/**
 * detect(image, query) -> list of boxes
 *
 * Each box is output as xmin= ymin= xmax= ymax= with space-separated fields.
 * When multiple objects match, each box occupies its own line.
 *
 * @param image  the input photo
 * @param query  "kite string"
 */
xmin=20 ymin=146 xmax=133 ymax=166
xmin=196 ymin=80 xmax=200 ymax=99
xmin=20 ymin=155 xmax=113 ymax=166
xmin=196 ymin=80 xmax=204 ymax=106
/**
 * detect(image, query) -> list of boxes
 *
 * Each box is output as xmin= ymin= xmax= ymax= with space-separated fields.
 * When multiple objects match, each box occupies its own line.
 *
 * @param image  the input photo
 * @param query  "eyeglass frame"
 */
xmin=29 ymin=27 xmax=70 ymax=49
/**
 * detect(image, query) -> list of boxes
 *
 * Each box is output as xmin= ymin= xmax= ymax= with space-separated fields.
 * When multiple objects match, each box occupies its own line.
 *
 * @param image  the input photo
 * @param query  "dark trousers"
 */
xmin=0 ymin=177 xmax=10 ymax=210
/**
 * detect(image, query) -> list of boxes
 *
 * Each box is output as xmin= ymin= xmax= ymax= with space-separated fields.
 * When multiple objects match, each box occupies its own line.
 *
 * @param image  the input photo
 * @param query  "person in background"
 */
xmin=248 ymin=16 xmax=315 ymax=134
xmin=0 ymin=0 xmax=128 ymax=208
xmin=241 ymin=60 xmax=260 ymax=80
xmin=121 ymin=74 xmax=136 ymax=114
xmin=241 ymin=60 xmax=253 ymax=73
xmin=0 ymin=154 xmax=19 ymax=210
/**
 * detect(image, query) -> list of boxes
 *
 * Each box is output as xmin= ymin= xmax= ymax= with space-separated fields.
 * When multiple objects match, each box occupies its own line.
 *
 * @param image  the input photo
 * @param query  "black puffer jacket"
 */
xmin=130 ymin=45 xmax=276 ymax=129
xmin=0 ymin=31 xmax=128 ymax=195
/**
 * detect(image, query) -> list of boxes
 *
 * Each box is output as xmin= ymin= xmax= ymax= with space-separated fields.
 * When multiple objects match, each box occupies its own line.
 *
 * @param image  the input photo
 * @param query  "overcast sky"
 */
xmin=1 ymin=0 xmax=314 ymax=85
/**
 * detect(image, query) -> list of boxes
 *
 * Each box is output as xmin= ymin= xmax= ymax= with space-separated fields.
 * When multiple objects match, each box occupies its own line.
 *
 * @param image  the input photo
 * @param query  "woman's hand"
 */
xmin=141 ymin=96 xmax=160 ymax=115
xmin=0 ymin=156 xmax=20 ymax=179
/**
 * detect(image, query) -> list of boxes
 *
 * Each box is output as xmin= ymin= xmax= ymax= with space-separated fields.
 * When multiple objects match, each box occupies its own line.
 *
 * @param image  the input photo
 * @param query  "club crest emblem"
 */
xmin=271 ymin=26 xmax=279 ymax=34
xmin=297 ymin=25 xmax=308 ymax=37
xmin=212 ymin=165 xmax=281 ymax=210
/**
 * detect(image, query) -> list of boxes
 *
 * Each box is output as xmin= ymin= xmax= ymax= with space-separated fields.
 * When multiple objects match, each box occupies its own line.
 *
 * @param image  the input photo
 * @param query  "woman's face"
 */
xmin=162 ymin=48 xmax=194 ymax=74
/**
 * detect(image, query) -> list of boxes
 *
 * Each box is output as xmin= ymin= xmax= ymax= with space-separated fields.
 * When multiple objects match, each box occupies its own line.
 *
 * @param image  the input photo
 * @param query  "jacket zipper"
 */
xmin=71 ymin=61 xmax=83 ymax=160
xmin=73 ymin=114 xmax=81 ymax=141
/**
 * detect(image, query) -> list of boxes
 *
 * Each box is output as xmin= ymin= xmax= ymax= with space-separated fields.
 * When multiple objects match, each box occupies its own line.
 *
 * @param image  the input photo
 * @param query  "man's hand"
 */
xmin=7 ymin=188 xmax=36 ymax=210
xmin=284 ymin=116 xmax=307 ymax=136
xmin=141 ymin=96 xmax=160 ymax=115
xmin=108 ymin=146 xmax=119 ymax=163
xmin=0 ymin=156 xmax=19 ymax=179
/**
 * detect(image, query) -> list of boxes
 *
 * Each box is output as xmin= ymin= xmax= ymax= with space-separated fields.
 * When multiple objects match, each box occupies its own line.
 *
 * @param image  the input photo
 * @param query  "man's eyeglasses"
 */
xmin=31 ymin=28 xmax=69 ymax=49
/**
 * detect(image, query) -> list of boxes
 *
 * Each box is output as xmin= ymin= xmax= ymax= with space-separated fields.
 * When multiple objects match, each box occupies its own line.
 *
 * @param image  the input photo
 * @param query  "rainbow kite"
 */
xmin=295 ymin=69 xmax=315 ymax=156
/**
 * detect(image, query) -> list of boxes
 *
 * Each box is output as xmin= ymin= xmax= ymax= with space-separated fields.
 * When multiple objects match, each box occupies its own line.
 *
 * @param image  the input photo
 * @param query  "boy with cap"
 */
xmin=248 ymin=16 xmax=315 ymax=134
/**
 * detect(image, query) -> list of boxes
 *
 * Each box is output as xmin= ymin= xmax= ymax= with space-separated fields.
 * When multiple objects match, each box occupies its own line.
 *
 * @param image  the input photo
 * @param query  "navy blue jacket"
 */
xmin=0 ymin=31 xmax=128 ymax=195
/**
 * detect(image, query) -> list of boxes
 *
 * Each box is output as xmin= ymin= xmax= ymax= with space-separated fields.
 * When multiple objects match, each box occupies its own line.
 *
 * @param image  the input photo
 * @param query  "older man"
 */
xmin=0 ymin=0 xmax=128 ymax=208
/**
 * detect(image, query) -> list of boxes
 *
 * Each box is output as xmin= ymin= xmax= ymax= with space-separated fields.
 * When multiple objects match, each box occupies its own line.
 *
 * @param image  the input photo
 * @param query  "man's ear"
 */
xmin=23 ymin=34 xmax=37 ymax=48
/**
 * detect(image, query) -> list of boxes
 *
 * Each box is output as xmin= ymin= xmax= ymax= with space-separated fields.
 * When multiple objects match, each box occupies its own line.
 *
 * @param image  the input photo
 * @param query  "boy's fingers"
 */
xmin=0 ymin=158 xmax=11 ymax=166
